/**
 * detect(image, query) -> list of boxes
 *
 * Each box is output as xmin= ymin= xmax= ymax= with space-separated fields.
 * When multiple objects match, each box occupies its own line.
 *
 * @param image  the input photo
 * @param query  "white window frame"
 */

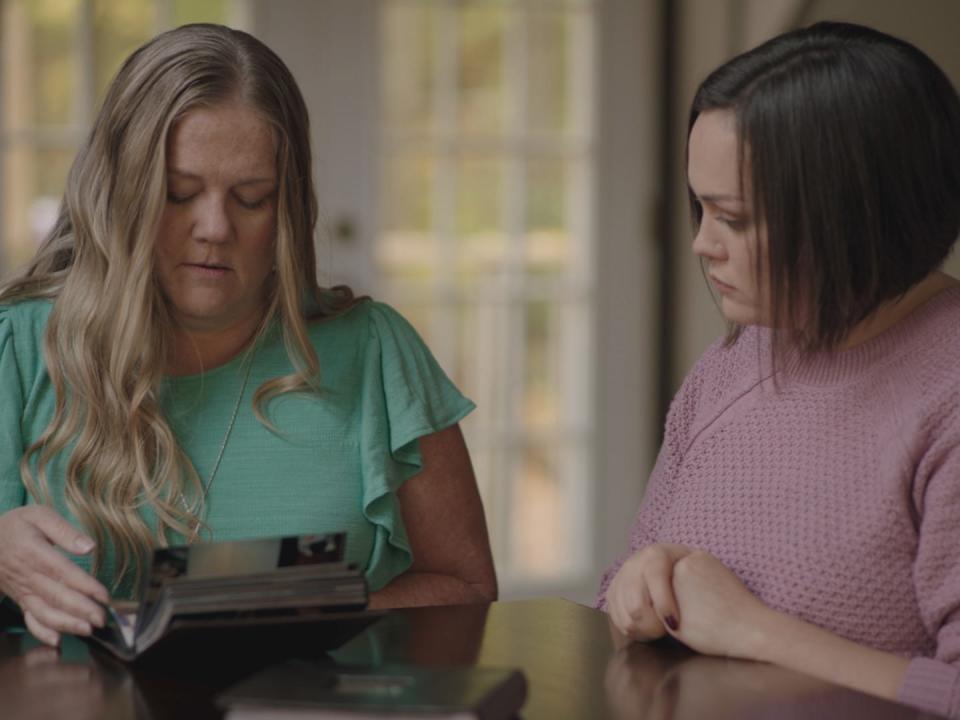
xmin=218 ymin=0 xmax=663 ymax=603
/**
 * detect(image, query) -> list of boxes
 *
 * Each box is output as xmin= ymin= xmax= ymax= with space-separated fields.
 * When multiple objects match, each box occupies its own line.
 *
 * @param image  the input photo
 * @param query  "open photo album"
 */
xmin=90 ymin=532 xmax=368 ymax=662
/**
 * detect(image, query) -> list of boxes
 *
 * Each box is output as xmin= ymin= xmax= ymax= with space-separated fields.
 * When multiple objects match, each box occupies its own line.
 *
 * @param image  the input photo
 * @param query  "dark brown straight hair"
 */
xmin=689 ymin=22 xmax=960 ymax=357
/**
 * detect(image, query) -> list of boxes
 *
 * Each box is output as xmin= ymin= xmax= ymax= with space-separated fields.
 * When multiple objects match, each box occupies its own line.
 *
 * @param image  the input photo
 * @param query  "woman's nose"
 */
xmin=691 ymin=222 xmax=727 ymax=262
xmin=192 ymin=196 xmax=231 ymax=243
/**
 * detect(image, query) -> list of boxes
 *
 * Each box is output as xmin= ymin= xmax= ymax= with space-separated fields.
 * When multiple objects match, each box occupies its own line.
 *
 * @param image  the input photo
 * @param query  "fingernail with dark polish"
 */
xmin=666 ymin=615 xmax=679 ymax=631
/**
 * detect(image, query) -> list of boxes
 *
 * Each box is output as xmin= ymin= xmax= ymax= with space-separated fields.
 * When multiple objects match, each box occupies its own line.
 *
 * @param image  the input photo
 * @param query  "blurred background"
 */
xmin=2 ymin=0 xmax=958 ymax=604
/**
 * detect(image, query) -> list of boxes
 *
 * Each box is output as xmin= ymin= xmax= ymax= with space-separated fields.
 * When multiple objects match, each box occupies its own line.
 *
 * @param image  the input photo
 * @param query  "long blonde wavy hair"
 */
xmin=0 ymin=24 xmax=353 ymax=588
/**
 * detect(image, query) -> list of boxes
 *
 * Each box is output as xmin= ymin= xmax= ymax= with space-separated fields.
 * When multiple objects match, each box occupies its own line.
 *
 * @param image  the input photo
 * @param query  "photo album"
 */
xmin=90 ymin=532 xmax=368 ymax=661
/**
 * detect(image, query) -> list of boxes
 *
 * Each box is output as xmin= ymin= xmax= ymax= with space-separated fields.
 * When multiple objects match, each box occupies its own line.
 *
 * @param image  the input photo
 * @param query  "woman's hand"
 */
xmin=0 ymin=507 xmax=109 ymax=646
xmin=606 ymin=543 xmax=694 ymax=641
xmin=667 ymin=550 xmax=769 ymax=659
xmin=665 ymin=551 xmax=910 ymax=701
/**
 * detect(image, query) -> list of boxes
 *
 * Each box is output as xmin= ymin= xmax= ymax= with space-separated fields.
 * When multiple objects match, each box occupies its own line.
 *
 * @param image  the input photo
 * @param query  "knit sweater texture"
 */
xmin=597 ymin=286 xmax=960 ymax=718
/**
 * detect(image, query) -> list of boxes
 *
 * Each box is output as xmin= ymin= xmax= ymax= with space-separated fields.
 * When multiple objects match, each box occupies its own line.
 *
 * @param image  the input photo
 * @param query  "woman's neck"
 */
xmin=166 ymin=312 xmax=264 ymax=376
xmin=842 ymin=271 xmax=958 ymax=350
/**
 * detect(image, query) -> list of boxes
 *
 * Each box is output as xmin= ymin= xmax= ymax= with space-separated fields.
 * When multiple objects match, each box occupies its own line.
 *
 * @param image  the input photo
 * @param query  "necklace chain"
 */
xmin=203 ymin=353 xmax=254 ymax=498
xmin=182 ymin=349 xmax=255 ymax=536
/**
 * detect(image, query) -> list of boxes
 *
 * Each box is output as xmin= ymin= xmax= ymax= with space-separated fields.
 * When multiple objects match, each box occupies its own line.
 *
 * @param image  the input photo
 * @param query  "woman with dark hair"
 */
xmin=599 ymin=22 xmax=960 ymax=717
xmin=0 ymin=24 xmax=496 ymax=648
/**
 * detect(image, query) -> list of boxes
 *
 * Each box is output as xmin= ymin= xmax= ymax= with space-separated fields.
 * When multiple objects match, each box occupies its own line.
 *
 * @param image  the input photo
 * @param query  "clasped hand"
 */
xmin=606 ymin=543 xmax=769 ymax=660
xmin=0 ymin=507 xmax=109 ymax=646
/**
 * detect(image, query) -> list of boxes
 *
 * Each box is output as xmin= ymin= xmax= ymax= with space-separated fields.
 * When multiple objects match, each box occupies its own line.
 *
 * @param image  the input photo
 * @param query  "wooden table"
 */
xmin=0 ymin=598 xmax=942 ymax=719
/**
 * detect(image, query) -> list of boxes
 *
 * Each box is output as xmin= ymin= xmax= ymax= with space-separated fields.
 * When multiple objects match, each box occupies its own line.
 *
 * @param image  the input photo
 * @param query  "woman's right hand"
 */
xmin=0 ymin=506 xmax=109 ymax=646
xmin=606 ymin=543 xmax=693 ymax=642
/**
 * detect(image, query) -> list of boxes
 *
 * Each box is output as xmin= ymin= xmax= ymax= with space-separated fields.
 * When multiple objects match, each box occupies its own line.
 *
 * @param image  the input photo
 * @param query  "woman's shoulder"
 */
xmin=0 ymin=297 xmax=53 ymax=347
xmin=0 ymin=297 xmax=54 ymax=324
xmin=878 ymin=286 xmax=960 ymax=389
xmin=906 ymin=284 xmax=960 ymax=353
xmin=0 ymin=298 xmax=53 ymax=383
xmin=885 ymin=286 xmax=960 ymax=412
xmin=664 ymin=327 xmax=765 ymax=439
xmin=306 ymin=297 xmax=422 ymax=346
xmin=681 ymin=326 xmax=766 ymax=395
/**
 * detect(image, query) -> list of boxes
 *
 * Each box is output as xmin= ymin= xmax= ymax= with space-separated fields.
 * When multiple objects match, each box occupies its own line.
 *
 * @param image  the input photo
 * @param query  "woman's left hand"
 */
xmin=666 ymin=551 xmax=770 ymax=661
xmin=664 ymin=550 xmax=911 ymax=702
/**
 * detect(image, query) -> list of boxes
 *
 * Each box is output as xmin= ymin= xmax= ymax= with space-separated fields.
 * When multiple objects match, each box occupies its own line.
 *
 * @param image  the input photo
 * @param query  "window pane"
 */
xmin=523 ymin=299 xmax=559 ymax=432
xmin=2 ymin=145 xmax=72 ymax=269
xmin=514 ymin=443 xmax=563 ymax=577
xmin=383 ymin=152 xmax=435 ymax=235
xmin=453 ymin=300 xmax=480 ymax=402
xmin=526 ymin=159 xmax=566 ymax=233
xmin=379 ymin=234 xmax=436 ymax=295
xmin=525 ymin=158 xmax=571 ymax=275
xmin=93 ymin=0 xmax=156 ymax=100
xmin=454 ymin=298 xmax=512 ymax=561
xmin=454 ymin=297 xmax=507 ymax=412
xmin=379 ymin=0 xmax=596 ymax=592
xmin=527 ymin=9 xmax=570 ymax=136
xmin=34 ymin=145 xmax=74 ymax=199
xmin=456 ymin=155 xmax=502 ymax=241
xmin=26 ymin=0 xmax=80 ymax=128
xmin=382 ymin=1 xmax=436 ymax=133
xmin=456 ymin=155 xmax=506 ymax=292
xmin=379 ymin=152 xmax=436 ymax=287
xmin=2 ymin=144 xmax=33 ymax=269
xmin=457 ymin=3 xmax=505 ymax=135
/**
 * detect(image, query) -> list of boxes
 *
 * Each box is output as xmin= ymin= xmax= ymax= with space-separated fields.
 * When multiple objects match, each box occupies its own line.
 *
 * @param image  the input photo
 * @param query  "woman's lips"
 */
xmin=710 ymin=276 xmax=735 ymax=295
xmin=183 ymin=263 xmax=231 ymax=279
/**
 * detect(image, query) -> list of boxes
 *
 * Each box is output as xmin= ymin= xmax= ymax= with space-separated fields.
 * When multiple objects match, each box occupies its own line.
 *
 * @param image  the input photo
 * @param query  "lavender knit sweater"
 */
xmin=597 ymin=286 xmax=960 ymax=717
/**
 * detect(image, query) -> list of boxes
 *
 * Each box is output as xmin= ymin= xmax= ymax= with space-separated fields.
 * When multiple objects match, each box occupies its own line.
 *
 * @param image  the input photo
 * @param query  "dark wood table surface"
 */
xmin=0 ymin=598 xmax=943 ymax=719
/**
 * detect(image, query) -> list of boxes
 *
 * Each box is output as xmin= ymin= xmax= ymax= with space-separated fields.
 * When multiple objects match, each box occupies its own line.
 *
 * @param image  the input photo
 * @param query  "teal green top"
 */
xmin=0 ymin=298 xmax=474 ymax=597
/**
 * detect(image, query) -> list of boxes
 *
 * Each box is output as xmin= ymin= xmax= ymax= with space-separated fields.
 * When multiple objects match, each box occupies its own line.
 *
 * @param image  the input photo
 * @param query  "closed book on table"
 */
xmin=217 ymin=659 xmax=528 ymax=720
xmin=89 ymin=532 xmax=370 ymax=662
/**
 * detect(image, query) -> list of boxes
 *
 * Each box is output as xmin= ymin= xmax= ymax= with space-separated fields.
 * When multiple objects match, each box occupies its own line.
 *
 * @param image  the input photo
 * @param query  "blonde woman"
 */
xmin=0 ymin=24 xmax=496 ymax=647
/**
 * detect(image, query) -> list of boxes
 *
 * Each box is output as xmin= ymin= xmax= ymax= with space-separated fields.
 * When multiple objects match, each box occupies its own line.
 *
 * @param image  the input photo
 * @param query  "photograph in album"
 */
xmin=90 ymin=532 xmax=368 ymax=661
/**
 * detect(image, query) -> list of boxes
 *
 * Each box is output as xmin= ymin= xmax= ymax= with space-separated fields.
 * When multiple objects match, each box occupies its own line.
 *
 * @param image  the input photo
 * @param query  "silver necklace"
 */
xmin=203 ymin=353 xmax=254 ymax=499
xmin=182 ymin=349 xmax=255 ymax=535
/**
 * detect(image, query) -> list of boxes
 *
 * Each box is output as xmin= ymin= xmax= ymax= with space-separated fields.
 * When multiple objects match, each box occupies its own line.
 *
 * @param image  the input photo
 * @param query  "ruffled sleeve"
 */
xmin=356 ymin=302 xmax=476 ymax=591
xmin=0 ymin=307 xmax=27 ymax=513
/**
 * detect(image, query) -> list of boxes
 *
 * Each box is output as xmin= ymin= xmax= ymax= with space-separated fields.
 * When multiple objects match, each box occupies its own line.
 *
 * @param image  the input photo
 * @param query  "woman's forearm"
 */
xmin=748 ymin=605 xmax=910 ymax=700
xmin=368 ymin=571 xmax=497 ymax=610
